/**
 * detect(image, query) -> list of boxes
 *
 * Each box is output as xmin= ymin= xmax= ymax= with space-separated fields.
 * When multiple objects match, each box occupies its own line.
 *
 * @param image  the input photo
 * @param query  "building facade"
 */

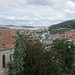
xmin=0 ymin=48 xmax=14 ymax=75
xmin=0 ymin=29 xmax=16 ymax=75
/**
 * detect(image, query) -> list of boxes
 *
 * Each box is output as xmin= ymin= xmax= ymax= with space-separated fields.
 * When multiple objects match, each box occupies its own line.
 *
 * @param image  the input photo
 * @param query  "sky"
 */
xmin=0 ymin=0 xmax=75 ymax=27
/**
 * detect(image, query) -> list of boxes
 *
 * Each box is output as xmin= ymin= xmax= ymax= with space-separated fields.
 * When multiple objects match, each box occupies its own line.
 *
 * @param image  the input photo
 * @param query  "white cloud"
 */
xmin=26 ymin=0 xmax=67 ymax=5
xmin=64 ymin=1 xmax=75 ymax=15
xmin=0 ymin=15 xmax=68 ymax=26
xmin=0 ymin=0 xmax=75 ymax=26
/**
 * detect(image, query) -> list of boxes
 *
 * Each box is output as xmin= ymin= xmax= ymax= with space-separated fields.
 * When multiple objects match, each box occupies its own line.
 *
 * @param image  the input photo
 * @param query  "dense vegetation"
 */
xmin=52 ymin=39 xmax=75 ymax=74
xmin=50 ymin=29 xmax=70 ymax=34
xmin=9 ymin=32 xmax=28 ymax=75
xmin=8 ymin=32 xmax=75 ymax=75
xmin=49 ymin=20 xmax=75 ymax=34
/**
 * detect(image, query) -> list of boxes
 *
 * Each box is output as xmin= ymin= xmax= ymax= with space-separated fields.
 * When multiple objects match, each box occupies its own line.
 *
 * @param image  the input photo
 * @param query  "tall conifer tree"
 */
xmin=9 ymin=32 xmax=27 ymax=75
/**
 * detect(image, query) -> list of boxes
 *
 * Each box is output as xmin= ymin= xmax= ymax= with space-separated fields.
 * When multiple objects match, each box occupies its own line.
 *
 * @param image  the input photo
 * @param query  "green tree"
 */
xmin=24 ymin=39 xmax=62 ymax=75
xmin=9 ymin=34 xmax=63 ymax=75
xmin=9 ymin=32 xmax=27 ymax=75
xmin=52 ymin=38 xmax=75 ymax=73
xmin=49 ymin=20 xmax=75 ymax=32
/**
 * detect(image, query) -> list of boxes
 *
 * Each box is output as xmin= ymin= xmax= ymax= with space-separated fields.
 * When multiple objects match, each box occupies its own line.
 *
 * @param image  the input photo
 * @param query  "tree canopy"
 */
xmin=9 ymin=32 xmax=27 ymax=75
xmin=52 ymin=38 xmax=75 ymax=73
xmin=49 ymin=20 xmax=75 ymax=34
xmin=9 ymin=33 xmax=75 ymax=75
xmin=9 ymin=33 xmax=62 ymax=75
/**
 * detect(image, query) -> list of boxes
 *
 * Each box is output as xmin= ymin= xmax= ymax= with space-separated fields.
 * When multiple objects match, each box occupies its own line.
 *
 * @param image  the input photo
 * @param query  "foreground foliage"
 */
xmin=52 ymin=38 xmax=75 ymax=74
xmin=9 ymin=33 xmax=75 ymax=75
xmin=9 ymin=32 xmax=27 ymax=75
xmin=24 ymin=39 xmax=62 ymax=75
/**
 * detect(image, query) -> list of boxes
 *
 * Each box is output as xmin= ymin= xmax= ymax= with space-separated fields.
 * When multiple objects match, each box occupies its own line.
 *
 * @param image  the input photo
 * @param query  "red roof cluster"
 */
xmin=54 ymin=30 xmax=75 ymax=42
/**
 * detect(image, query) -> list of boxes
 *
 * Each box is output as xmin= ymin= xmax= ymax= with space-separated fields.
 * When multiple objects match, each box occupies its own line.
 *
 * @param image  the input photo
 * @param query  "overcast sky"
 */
xmin=0 ymin=0 xmax=75 ymax=27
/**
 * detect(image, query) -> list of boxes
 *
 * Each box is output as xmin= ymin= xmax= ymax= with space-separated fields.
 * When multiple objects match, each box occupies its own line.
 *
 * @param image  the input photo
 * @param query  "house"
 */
xmin=0 ymin=29 xmax=15 ymax=75
xmin=42 ymin=39 xmax=53 ymax=45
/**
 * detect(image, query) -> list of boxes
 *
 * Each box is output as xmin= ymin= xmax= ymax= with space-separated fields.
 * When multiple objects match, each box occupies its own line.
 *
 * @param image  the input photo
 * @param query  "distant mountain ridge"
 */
xmin=6 ymin=25 xmax=34 ymax=28
xmin=6 ymin=25 xmax=15 ymax=27
xmin=49 ymin=20 xmax=75 ymax=31
xmin=21 ymin=25 xmax=34 ymax=28
xmin=0 ymin=25 xmax=34 ymax=29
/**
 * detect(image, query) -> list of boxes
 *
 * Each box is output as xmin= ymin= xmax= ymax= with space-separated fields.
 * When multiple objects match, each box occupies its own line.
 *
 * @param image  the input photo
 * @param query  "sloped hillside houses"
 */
xmin=0 ymin=29 xmax=15 ymax=75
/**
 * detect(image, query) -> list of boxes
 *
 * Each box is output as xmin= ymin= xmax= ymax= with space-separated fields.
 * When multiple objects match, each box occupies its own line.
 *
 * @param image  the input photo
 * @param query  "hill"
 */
xmin=21 ymin=25 xmax=34 ymax=28
xmin=49 ymin=20 xmax=75 ymax=31
xmin=49 ymin=20 xmax=75 ymax=34
xmin=0 ymin=25 xmax=9 ymax=29
xmin=6 ymin=25 xmax=34 ymax=28
xmin=0 ymin=25 xmax=34 ymax=30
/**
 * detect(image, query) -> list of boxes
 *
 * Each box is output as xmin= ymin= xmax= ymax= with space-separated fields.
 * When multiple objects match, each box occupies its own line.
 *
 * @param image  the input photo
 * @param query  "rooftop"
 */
xmin=0 ymin=29 xmax=16 ymax=50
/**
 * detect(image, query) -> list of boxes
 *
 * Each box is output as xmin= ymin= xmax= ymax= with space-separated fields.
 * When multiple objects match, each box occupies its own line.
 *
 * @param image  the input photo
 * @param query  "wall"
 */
xmin=0 ymin=49 xmax=14 ymax=75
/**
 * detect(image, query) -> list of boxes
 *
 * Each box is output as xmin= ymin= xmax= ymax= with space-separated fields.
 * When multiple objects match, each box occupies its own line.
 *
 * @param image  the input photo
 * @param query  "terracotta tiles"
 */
xmin=0 ymin=29 xmax=16 ymax=50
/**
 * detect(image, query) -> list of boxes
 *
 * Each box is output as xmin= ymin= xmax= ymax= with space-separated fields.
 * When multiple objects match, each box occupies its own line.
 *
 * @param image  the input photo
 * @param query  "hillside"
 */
xmin=6 ymin=25 xmax=34 ymax=28
xmin=0 ymin=25 xmax=34 ymax=30
xmin=49 ymin=20 xmax=75 ymax=31
xmin=0 ymin=25 xmax=9 ymax=29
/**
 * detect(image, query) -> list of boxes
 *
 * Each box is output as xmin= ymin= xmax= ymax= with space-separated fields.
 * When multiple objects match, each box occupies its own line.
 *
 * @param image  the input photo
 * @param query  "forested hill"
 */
xmin=49 ymin=20 xmax=75 ymax=31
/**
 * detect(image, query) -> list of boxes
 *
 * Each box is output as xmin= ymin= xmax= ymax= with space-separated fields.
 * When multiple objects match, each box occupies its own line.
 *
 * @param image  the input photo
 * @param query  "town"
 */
xmin=0 ymin=25 xmax=75 ymax=75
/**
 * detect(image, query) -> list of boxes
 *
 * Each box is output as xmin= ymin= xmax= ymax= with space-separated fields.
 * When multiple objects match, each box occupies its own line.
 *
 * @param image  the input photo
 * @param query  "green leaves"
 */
xmin=9 ymin=32 xmax=27 ymax=75
xmin=52 ymin=38 xmax=75 ymax=73
xmin=23 ymin=39 xmax=62 ymax=75
xmin=9 ymin=32 xmax=75 ymax=75
xmin=49 ymin=20 xmax=75 ymax=32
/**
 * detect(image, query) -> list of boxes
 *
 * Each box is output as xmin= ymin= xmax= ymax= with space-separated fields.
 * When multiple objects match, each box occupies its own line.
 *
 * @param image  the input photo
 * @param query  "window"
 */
xmin=2 ymin=55 xmax=5 ymax=68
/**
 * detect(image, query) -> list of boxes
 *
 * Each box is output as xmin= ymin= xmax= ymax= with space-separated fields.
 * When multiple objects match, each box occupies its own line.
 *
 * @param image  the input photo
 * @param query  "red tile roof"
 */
xmin=0 ymin=29 xmax=16 ymax=50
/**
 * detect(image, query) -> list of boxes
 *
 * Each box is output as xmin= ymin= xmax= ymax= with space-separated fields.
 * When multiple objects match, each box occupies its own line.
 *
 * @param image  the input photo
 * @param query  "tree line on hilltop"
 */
xmin=49 ymin=20 xmax=75 ymax=34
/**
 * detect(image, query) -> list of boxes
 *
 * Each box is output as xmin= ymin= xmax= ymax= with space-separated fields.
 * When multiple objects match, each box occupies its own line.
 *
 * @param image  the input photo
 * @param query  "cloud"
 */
xmin=26 ymin=0 xmax=67 ymax=5
xmin=64 ymin=1 xmax=75 ymax=14
xmin=0 ymin=14 xmax=68 ymax=27
xmin=0 ymin=0 xmax=75 ymax=26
